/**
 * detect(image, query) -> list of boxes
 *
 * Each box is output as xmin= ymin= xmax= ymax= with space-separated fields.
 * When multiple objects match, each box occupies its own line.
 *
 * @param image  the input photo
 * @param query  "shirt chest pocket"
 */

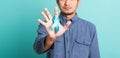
xmin=71 ymin=37 xmax=91 ymax=58
xmin=75 ymin=36 xmax=91 ymax=46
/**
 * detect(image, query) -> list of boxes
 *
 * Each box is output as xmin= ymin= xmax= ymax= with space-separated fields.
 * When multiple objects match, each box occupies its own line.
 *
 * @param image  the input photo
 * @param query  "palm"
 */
xmin=44 ymin=20 xmax=53 ymax=31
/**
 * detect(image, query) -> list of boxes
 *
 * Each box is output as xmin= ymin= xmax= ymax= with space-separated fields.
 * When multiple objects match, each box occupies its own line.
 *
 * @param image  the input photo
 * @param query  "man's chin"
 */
xmin=62 ymin=12 xmax=75 ymax=15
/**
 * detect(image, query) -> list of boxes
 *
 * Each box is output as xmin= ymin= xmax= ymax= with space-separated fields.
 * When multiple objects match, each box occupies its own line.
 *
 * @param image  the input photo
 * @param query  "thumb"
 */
xmin=55 ymin=21 xmax=71 ymax=38
xmin=64 ymin=21 xmax=71 ymax=30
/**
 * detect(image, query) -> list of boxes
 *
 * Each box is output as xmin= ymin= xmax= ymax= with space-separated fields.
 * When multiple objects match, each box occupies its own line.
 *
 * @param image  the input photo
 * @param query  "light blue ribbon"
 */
xmin=50 ymin=16 xmax=60 ymax=33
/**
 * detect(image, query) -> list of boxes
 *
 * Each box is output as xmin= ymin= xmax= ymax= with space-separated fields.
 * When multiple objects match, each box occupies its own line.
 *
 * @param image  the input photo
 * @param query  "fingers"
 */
xmin=41 ymin=12 xmax=49 ymax=22
xmin=44 ymin=8 xmax=52 ymax=20
xmin=38 ymin=19 xmax=45 ymax=26
xmin=41 ymin=7 xmax=58 ymax=22
xmin=54 ymin=7 xmax=58 ymax=18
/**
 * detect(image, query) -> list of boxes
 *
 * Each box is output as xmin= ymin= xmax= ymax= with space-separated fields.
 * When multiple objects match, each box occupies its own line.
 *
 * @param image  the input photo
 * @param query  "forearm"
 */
xmin=43 ymin=35 xmax=56 ymax=51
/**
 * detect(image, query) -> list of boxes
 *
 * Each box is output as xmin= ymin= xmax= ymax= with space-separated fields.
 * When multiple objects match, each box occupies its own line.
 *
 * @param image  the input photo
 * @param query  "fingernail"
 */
xmin=38 ymin=19 xmax=40 ymax=21
xmin=55 ymin=7 xmax=58 ymax=8
xmin=67 ymin=21 xmax=71 ymax=25
xmin=41 ymin=12 xmax=44 ymax=14
xmin=55 ymin=7 xmax=58 ymax=9
xmin=44 ymin=8 xmax=47 ymax=10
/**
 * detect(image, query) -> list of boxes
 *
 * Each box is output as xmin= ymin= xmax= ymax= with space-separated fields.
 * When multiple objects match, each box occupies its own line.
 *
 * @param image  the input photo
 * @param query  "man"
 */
xmin=34 ymin=0 xmax=100 ymax=58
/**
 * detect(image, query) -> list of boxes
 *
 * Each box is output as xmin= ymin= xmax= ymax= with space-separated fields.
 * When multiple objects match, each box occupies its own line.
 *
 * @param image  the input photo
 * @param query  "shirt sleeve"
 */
xmin=89 ymin=25 xmax=100 ymax=58
xmin=33 ymin=24 xmax=48 ymax=54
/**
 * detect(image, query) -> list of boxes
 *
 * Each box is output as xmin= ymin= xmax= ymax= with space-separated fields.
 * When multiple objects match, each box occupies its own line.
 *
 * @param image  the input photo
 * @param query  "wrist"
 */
xmin=47 ymin=35 xmax=56 ymax=43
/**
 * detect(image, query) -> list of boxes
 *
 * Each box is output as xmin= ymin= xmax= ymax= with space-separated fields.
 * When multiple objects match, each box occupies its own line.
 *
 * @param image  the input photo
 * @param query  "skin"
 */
xmin=57 ymin=0 xmax=80 ymax=19
xmin=38 ymin=0 xmax=80 ymax=51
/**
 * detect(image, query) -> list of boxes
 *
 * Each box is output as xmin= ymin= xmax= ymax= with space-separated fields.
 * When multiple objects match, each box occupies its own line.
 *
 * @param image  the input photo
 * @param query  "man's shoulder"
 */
xmin=77 ymin=17 xmax=96 ymax=30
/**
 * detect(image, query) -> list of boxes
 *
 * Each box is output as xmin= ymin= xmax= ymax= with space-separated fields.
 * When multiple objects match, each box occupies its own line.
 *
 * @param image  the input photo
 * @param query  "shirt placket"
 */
xmin=65 ymin=27 xmax=70 ymax=58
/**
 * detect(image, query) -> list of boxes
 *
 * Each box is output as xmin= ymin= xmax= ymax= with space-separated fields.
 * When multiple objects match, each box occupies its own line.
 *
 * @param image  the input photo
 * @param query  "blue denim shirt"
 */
xmin=34 ymin=14 xmax=100 ymax=58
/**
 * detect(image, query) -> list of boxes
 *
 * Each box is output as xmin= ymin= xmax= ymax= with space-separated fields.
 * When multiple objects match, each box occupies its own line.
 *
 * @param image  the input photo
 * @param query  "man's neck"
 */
xmin=61 ymin=12 xmax=76 ymax=20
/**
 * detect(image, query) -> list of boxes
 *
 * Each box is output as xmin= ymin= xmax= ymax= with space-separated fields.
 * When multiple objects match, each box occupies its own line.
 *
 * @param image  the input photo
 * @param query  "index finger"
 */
xmin=44 ymin=8 xmax=52 ymax=20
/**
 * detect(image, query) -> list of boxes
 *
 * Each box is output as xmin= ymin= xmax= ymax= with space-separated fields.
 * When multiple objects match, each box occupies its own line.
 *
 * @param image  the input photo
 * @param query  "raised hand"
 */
xmin=38 ymin=7 xmax=71 ymax=41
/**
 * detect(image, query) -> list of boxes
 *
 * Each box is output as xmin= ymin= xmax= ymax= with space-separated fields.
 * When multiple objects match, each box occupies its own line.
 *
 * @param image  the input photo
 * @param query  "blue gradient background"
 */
xmin=0 ymin=0 xmax=120 ymax=58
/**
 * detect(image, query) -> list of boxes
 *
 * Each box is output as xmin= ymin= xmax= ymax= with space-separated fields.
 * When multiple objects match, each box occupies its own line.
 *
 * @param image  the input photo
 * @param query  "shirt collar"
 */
xmin=59 ymin=13 xmax=79 ymax=24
